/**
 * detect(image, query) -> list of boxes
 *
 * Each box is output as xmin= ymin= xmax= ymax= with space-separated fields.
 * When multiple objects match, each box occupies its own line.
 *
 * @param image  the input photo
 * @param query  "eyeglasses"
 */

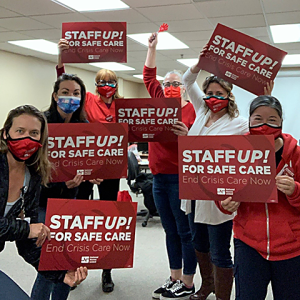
xmin=163 ymin=81 xmax=183 ymax=88
xmin=95 ymin=80 xmax=117 ymax=88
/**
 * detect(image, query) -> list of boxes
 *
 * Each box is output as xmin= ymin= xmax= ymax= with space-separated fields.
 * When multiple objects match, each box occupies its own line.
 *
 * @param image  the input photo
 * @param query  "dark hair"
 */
xmin=49 ymin=73 xmax=87 ymax=122
xmin=249 ymin=95 xmax=282 ymax=119
xmin=0 ymin=105 xmax=51 ymax=185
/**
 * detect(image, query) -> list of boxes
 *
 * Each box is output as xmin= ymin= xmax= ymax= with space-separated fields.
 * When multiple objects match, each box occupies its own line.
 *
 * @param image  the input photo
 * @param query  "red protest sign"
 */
xmin=178 ymin=135 xmax=278 ymax=203
xmin=48 ymin=123 xmax=128 ymax=182
xmin=39 ymin=199 xmax=137 ymax=270
xmin=61 ymin=22 xmax=127 ymax=63
xmin=115 ymin=98 xmax=182 ymax=142
xmin=198 ymin=23 xmax=287 ymax=95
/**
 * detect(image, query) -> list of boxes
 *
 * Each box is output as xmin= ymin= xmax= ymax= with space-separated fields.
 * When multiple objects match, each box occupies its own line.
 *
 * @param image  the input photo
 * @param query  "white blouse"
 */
xmin=181 ymin=67 xmax=248 ymax=225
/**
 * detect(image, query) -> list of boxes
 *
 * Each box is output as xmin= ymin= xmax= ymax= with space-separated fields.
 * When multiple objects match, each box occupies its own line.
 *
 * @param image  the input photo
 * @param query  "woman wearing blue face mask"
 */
xmin=31 ymin=74 xmax=93 ymax=300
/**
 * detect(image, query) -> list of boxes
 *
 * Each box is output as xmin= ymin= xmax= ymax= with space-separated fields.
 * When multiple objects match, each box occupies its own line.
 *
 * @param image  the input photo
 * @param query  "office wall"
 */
xmin=0 ymin=49 xmax=146 ymax=125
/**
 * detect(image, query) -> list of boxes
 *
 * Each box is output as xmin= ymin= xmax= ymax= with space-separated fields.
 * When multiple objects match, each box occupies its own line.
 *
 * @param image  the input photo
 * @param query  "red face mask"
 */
xmin=164 ymin=86 xmax=182 ymax=98
xmin=249 ymin=123 xmax=282 ymax=139
xmin=204 ymin=96 xmax=229 ymax=113
xmin=7 ymin=136 xmax=42 ymax=161
xmin=97 ymin=86 xmax=116 ymax=98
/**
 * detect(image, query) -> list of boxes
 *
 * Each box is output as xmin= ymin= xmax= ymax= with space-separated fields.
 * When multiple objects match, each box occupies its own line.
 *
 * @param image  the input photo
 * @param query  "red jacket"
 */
xmin=217 ymin=133 xmax=300 ymax=261
xmin=143 ymin=65 xmax=196 ymax=175
xmin=56 ymin=66 xmax=115 ymax=123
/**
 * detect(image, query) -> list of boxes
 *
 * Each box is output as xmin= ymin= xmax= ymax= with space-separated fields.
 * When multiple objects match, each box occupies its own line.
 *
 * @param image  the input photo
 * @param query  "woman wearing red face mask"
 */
xmin=0 ymin=105 xmax=87 ymax=298
xmin=56 ymin=39 xmax=121 ymax=293
xmin=143 ymin=32 xmax=197 ymax=300
xmin=217 ymin=95 xmax=300 ymax=300
xmin=182 ymin=48 xmax=273 ymax=300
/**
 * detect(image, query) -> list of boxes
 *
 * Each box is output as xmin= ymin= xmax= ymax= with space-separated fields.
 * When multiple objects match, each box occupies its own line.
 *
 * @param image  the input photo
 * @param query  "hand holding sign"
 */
xmin=275 ymin=175 xmax=296 ymax=196
xmin=221 ymin=196 xmax=240 ymax=213
xmin=64 ymin=267 xmax=88 ymax=287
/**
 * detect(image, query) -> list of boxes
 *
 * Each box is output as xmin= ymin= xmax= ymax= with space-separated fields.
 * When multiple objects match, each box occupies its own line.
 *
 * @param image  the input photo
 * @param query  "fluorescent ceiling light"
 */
xmin=8 ymin=39 xmax=58 ymax=55
xmin=89 ymin=62 xmax=135 ymax=71
xmin=133 ymin=74 xmax=164 ymax=81
xmin=52 ymin=0 xmax=129 ymax=12
xmin=128 ymin=32 xmax=189 ymax=50
xmin=270 ymin=24 xmax=300 ymax=43
xmin=282 ymin=54 xmax=300 ymax=66
xmin=177 ymin=58 xmax=198 ymax=67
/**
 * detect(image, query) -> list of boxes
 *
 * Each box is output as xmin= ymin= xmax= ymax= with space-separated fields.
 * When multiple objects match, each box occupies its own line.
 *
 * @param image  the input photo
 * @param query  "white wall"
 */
xmin=0 ymin=50 xmax=146 ymax=126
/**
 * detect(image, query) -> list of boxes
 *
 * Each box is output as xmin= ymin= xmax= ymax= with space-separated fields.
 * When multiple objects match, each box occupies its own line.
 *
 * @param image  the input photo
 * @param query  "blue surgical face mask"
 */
xmin=57 ymin=96 xmax=81 ymax=114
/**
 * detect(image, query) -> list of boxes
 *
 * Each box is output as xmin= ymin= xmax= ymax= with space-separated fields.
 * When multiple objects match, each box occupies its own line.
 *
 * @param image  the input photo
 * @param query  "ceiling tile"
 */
xmin=238 ymin=27 xmax=269 ymax=38
xmin=0 ymin=0 xmax=72 ymax=15
xmin=123 ymin=0 xmax=190 ymax=8
xmin=172 ymin=31 xmax=213 ymax=42
xmin=136 ymin=4 xmax=202 ymax=22
xmin=0 ymin=6 xmax=22 ymax=18
xmin=166 ymin=19 xmax=213 ymax=33
xmin=266 ymin=11 xmax=300 ymax=25
xmin=0 ymin=31 xmax=32 ymax=42
xmin=209 ymin=15 xmax=266 ymax=29
xmin=82 ymin=9 xmax=148 ymax=24
xmin=31 ymin=13 xmax=92 ymax=29
xmin=262 ymin=0 xmax=300 ymax=13
xmin=0 ymin=17 xmax=53 ymax=30
xmin=194 ymin=0 xmax=263 ymax=18
xmin=127 ymin=22 xmax=158 ymax=34
xmin=18 ymin=28 xmax=61 ymax=39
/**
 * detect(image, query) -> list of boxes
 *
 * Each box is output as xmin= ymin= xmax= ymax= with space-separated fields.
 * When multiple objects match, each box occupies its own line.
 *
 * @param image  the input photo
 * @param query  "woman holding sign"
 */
xmin=32 ymin=74 xmax=93 ymax=300
xmin=143 ymin=32 xmax=197 ymax=300
xmin=0 ymin=105 xmax=87 ymax=299
xmin=219 ymin=95 xmax=300 ymax=300
xmin=182 ymin=49 xmax=273 ymax=300
xmin=56 ymin=40 xmax=118 ymax=293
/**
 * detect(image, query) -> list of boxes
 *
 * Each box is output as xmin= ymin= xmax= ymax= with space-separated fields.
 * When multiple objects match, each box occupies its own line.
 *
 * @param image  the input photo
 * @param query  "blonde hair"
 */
xmin=95 ymin=69 xmax=123 ymax=99
xmin=0 ymin=105 xmax=51 ymax=185
xmin=202 ymin=76 xmax=239 ymax=118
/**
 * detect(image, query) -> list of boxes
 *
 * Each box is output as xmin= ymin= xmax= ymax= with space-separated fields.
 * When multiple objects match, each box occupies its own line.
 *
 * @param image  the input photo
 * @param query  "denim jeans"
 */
xmin=153 ymin=174 xmax=197 ymax=275
xmin=234 ymin=238 xmax=300 ymax=300
xmin=31 ymin=273 xmax=70 ymax=300
xmin=188 ymin=201 xmax=233 ymax=268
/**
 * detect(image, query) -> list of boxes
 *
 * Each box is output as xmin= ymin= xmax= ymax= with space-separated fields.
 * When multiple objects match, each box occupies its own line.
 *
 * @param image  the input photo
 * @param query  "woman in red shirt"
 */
xmin=219 ymin=95 xmax=300 ymax=300
xmin=143 ymin=32 xmax=197 ymax=300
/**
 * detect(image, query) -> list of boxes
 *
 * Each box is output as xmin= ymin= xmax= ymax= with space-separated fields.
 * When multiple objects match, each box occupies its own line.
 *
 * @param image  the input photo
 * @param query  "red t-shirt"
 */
xmin=143 ymin=65 xmax=196 ymax=175
xmin=56 ymin=65 xmax=116 ymax=123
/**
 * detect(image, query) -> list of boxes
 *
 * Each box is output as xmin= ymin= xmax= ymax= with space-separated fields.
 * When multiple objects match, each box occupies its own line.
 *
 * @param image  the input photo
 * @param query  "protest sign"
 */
xmin=39 ymin=199 xmax=137 ymax=270
xmin=61 ymin=22 xmax=126 ymax=63
xmin=178 ymin=135 xmax=278 ymax=202
xmin=198 ymin=23 xmax=287 ymax=95
xmin=115 ymin=98 xmax=181 ymax=142
xmin=48 ymin=123 xmax=128 ymax=182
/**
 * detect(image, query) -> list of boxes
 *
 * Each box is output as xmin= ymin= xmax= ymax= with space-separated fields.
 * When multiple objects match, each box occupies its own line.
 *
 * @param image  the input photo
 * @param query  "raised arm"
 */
xmin=145 ymin=33 xmax=158 ymax=68
xmin=143 ymin=33 xmax=164 ymax=98
xmin=56 ymin=39 xmax=69 ymax=77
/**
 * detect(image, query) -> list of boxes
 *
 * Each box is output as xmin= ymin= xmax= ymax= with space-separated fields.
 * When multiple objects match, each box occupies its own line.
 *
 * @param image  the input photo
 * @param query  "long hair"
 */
xmin=95 ymin=69 xmax=123 ymax=99
xmin=0 ymin=105 xmax=51 ymax=185
xmin=49 ymin=73 xmax=87 ymax=122
xmin=202 ymin=75 xmax=239 ymax=118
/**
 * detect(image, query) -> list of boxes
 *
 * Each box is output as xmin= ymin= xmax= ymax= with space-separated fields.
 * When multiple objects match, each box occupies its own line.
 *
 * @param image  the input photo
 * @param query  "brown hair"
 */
xmin=0 ymin=105 xmax=51 ymax=185
xmin=95 ymin=69 xmax=123 ymax=99
xmin=202 ymin=76 xmax=239 ymax=118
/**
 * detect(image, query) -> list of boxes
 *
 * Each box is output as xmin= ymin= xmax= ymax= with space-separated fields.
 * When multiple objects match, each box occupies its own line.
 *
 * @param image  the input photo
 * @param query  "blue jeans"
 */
xmin=31 ymin=273 xmax=70 ymax=300
xmin=188 ymin=201 xmax=233 ymax=268
xmin=153 ymin=174 xmax=197 ymax=275
xmin=234 ymin=238 xmax=300 ymax=300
